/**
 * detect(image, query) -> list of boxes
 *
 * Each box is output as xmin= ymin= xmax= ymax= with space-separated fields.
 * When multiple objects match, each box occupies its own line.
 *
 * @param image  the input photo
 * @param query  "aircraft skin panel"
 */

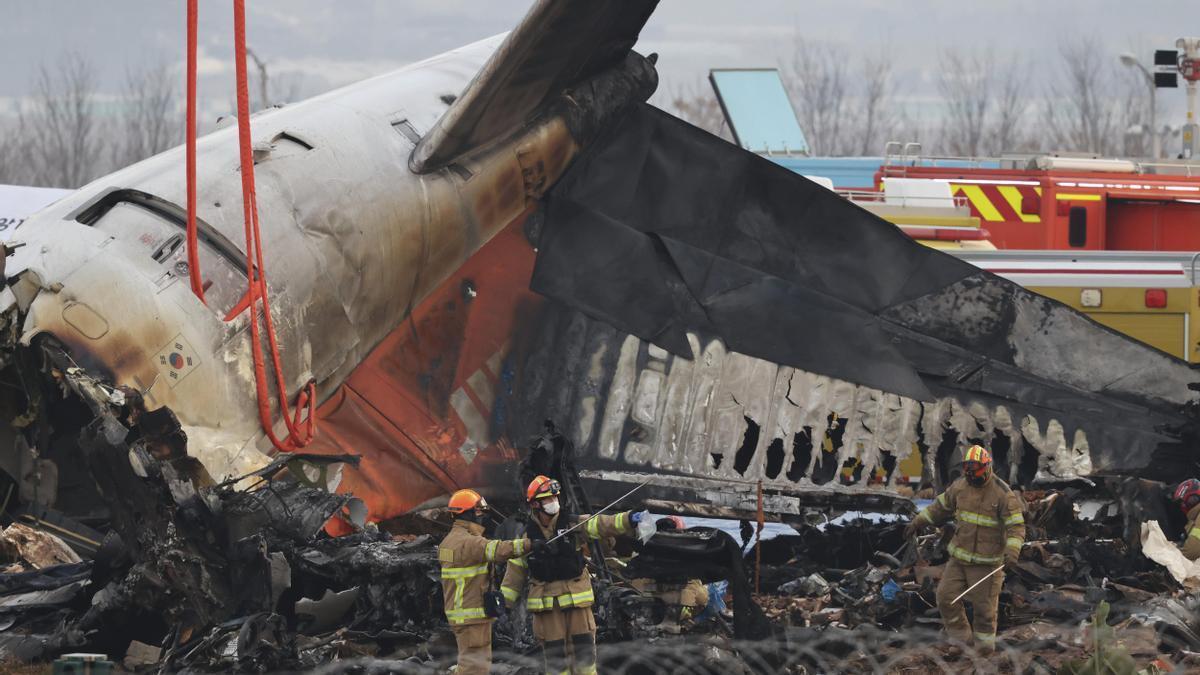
xmin=303 ymin=219 xmax=544 ymax=522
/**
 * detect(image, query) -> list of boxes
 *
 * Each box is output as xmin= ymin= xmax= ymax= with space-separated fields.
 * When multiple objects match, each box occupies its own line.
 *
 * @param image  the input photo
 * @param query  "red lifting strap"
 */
xmin=185 ymin=0 xmax=205 ymax=301
xmin=231 ymin=0 xmax=316 ymax=451
xmin=183 ymin=0 xmax=317 ymax=452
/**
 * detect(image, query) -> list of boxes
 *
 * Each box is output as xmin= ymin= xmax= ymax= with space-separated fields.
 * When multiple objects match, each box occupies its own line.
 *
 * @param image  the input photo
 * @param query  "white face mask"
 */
xmin=541 ymin=499 xmax=560 ymax=515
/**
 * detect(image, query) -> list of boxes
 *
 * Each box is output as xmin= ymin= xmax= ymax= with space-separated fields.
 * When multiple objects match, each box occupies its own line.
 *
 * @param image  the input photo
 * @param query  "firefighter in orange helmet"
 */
xmin=500 ymin=475 xmax=644 ymax=675
xmin=904 ymin=445 xmax=1025 ymax=652
xmin=438 ymin=489 xmax=531 ymax=675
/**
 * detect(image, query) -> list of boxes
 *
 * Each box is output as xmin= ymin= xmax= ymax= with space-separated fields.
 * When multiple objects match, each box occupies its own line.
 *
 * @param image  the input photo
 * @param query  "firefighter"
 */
xmin=1171 ymin=479 xmax=1200 ymax=561
xmin=439 ymin=489 xmax=530 ymax=675
xmin=903 ymin=445 xmax=1025 ymax=652
xmin=630 ymin=517 xmax=708 ymax=624
xmin=500 ymin=475 xmax=643 ymax=675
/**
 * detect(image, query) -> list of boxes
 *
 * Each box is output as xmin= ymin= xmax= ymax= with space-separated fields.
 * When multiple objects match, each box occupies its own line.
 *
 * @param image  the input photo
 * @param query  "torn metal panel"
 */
xmin=530 ymin=103 xmax=1199 ymax=486
xmin=0 ymin=523 xmax=81 ymax=571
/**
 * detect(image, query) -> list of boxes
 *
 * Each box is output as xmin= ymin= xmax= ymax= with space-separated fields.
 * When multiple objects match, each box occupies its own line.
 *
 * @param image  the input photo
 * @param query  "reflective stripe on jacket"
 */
xmin=1183 ymin=504 xmax=1200 ymax=561
xmin=438 ymin=519 xmax=528 ymax=626
xmin=500 ymin=511 xmax=633 ymax=612
xmin=916 ymin=475 xmax=1025 ymax=566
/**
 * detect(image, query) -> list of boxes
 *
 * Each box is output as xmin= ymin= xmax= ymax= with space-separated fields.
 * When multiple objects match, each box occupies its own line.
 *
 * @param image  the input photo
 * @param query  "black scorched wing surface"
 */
xmin=532 ymin=102 xmax=1198 ymax=479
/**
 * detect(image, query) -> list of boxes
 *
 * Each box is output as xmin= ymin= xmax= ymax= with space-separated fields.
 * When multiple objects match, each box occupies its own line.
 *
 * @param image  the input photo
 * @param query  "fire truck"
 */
xmin=876 ymin=149 xmax=1200 ymax=252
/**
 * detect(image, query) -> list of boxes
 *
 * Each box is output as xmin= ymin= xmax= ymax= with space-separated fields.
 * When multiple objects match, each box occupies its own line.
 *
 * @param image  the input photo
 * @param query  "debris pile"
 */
xmin=2 ymin=384 xmax=1200 ymax=673
xmin=736 ymin=483 xmax=1200 ymax=671
xmin=0 ymin=394 xmax=447 ymax=671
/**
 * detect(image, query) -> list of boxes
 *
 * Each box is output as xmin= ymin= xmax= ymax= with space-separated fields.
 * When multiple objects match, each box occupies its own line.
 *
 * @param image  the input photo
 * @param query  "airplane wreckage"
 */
xmin=2 ymin=0 xmax=1200 ymax=671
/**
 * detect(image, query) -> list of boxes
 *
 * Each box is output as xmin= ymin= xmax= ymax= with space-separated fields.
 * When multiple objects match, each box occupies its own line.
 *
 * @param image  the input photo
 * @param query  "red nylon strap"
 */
xmin=231 ymin=0 xmax=316 ymax=452
xmin=184 ymin=0 xmax=205 ymax=302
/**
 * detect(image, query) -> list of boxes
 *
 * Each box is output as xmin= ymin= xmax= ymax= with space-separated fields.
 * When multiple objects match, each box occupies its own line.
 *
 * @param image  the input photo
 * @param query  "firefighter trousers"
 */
xmin=451 ymin=622 xmax=492 ymax=675
xmin=531 ymin=604 xmax=598 ymax=675
xmin=935 ymin=558 xmax=1004 ymax=651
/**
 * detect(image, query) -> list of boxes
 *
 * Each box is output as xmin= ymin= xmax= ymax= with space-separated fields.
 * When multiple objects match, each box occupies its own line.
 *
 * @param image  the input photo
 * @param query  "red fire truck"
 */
xmin=875 ymin=153 xmax=1200 ymax=251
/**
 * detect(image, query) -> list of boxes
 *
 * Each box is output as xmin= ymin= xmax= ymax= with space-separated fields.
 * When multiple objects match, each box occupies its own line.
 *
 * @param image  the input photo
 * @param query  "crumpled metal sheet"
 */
xmin=530 ymin=102 xmax=1199 ymax=483
xmin=0 ymin=523 xmax=82 ymax=571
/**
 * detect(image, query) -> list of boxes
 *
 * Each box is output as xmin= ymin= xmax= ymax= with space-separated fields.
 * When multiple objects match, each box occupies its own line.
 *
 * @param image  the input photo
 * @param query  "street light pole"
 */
xmin=1120 ymin=53 xmax=1160 ymax=159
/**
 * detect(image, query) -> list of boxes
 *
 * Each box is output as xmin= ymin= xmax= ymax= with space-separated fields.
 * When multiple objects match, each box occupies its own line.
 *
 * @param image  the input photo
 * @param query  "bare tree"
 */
xmin=0 ymin=116 xmax=30 ymax=185
xmin=15 ymin=53 xmax=104 ymax=188
xmin=663 ymin=79 xmax=729 ymax=139
xmin=855 ymin=52 xmax=895 ymax=155
xmin=1043 ymin=37 xmax=1123 ymax=154
xmin=112 ymin=61 xmax=180 ymax=170
xmin=247 ymin=47 xmax=304 ymax=110
xmin=992 ymin=58 xmax=1030 ymax=154
xmin=781 ymin=40 xmax=850 ymax=156
xmin=938 ymin=49 xmax=993 ymax=157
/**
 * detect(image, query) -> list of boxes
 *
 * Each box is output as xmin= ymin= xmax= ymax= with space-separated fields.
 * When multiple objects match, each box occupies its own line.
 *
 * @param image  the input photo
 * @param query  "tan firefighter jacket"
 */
xmin=438 ymin=519 xmax=529 ymax=626
xmin=500 ymin=511 xmax=634 ymax=612
xmin=631 ymin=577 xmax=709 ymax=608
xmin=1183 ymin=504 xmax=1200 ymax=561
xmin=916 ymin=475 xmax=1025 ymax=567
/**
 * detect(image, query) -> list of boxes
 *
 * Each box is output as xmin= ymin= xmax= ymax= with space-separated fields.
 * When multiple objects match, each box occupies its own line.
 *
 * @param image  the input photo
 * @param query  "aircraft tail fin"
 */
xmin=410 ymin=0 xmax=658 ymax=172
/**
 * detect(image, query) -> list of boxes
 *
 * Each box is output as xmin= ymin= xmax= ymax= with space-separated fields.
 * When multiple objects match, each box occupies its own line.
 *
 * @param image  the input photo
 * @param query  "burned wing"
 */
xmin=526 ymin=103 xmax=1198 ymax=489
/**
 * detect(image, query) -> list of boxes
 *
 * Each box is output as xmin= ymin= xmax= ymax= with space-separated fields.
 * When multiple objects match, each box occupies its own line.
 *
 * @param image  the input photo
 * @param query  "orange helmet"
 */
xmin=963 ymin=445 xmax=992 ymax=484
xmin=448 ymin=489 xmax=486 ymax=515
xmin=526 ymin=475 xmax=561 ymax=503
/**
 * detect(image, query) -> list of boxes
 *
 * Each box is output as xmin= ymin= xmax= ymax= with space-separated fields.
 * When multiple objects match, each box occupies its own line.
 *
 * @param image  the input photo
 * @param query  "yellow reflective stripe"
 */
xmin=485 ymin=540 xmax=499 ymax=562
xmin=936 ymin=493 xmax=948 ymax=508
xmin=1006 ymin=537 xmax=1023 ymax=551
xmin=512 ymin=538 xmax=526 ymax=556
xmin=1056 ymin=193 xmax=1101 ymax=201
xmin=974 ymin=632 xmax=996 ymax=644
xmin=615 ymin=511 xmax=629 ymax=532
xmin=525 ymin=589 xmax=595 ymax=611
xmin=1004 ymin=512 xmax=1025 ymax=526
xmin=947 ymin=543 xmax=1003 ymax=565
xmin=441 ymin=563 xmax=489 ymax=579
xmin=509 ymin=556 xmax=526 ymax=568
xmin=501 ymin=586 xmax=519 ymax=603
xmin=956 ymin=510 xmax=1001 ymax=528
xmin=446 ymin=607 xmax=487 ymax=624
xmin=586 ymin=516 xmax=601 ymax=539
xmin=956 ymin=184 xmax=1004 ymax=221
xmin=565 ymin=589 xmax=594 ymax=605
xmin=915 ymin=509 xmax=931 ymax=524
xmin=1188 ymin=527 xmax=1200 ymax=541
xmin=576 ymin=666 xmax=597 ymax=675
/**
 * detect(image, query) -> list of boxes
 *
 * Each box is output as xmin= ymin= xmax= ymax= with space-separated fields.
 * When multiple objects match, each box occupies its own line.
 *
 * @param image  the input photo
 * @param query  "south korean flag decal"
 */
xmin=155 ymin=334 xmax=201 ymax=388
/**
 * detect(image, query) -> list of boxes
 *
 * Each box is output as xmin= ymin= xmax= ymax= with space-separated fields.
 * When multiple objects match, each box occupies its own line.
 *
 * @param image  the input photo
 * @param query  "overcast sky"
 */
xmin=0 ymin=1 xmax=1193 ymax=122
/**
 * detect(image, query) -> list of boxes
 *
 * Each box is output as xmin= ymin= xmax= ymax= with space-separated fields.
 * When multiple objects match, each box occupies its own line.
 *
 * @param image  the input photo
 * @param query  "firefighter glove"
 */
xmin=903 ymin=520 xmax=922 ymax=540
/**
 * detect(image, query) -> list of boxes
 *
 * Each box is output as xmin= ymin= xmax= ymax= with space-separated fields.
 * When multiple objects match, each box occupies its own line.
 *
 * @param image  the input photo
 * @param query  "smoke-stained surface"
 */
xmin=529 ymin=103 xmax=1198 ymax=486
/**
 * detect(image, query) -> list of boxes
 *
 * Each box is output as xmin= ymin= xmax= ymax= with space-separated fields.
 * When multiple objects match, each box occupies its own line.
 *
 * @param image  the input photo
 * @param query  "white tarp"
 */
xmin=1140 ymin=520 xmax=1200 ymax=586
xmin=0 ymin=184 xmax=71 ymax=240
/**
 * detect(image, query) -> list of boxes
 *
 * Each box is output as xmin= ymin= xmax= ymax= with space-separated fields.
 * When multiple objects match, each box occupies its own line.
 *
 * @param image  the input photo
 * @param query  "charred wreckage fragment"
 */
xmin=0 ymin=339 xmax=447 ymax=670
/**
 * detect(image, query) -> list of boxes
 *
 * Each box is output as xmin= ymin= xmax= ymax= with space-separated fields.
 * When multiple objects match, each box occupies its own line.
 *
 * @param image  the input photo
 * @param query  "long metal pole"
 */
xmin=1151 ymin=80 xmax=1160 ymax=160
xmin=545 ymin=479 xmax=651 ymax=545
xmin=951 ymin=564 xmax=1005 ymax=605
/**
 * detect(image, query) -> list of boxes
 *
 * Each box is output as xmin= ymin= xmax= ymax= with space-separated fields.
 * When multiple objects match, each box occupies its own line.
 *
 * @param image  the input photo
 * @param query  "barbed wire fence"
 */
xmin=313 ymin=619 xmax=1194 ymax=675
